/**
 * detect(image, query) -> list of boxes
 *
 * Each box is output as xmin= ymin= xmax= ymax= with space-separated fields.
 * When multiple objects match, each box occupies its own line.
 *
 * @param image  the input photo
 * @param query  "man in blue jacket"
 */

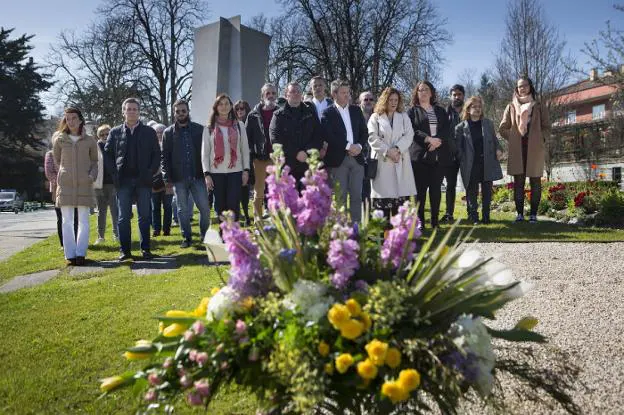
xmin=105 ymin=98 xmax=160 ymax=261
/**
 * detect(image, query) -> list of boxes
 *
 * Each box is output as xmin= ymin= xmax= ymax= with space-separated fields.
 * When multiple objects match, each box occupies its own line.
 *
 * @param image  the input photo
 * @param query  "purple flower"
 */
xmin=188 ymin=349 xmax=197 ymax=362
xmin=296 ymin=169 xmax=332 ymax=236
xmin=381 ymin=202 xmax=420 ymax=269
xmin=266 ymin=165 xmax=301 ymax=215
xmin=186 ymin=391 xmax=203 ymax=406
xmin=327 ymin=224 xmax=360 ymax=289
xmin=278 ymin=248 xmax=297 ymax=263
xmin=235 ymin=319 xmax=247 ymax=335
xmin=194 ymin=379 xmax=211 ymax=397
xmin=442 ymin=351 xmax=479 ymax=383
xmin=221 ymin=216 xmax=271 ymax=298
xmin=191 ymin=320 xmax=205 ymax=335
xmin=196 ymin=352 xmax=208 ymax=367
xmin=148 ymin=373 xmax=162 ymax=386
xmin=354 ymin=280 xmax=369 ymax=293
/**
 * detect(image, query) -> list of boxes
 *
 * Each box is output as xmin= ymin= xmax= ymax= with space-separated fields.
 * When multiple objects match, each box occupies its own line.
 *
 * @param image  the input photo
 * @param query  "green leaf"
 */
xmin=131 ymin=377 xmax=148 ymax=398
xmin=487 ymin=327 xmax=547 ymax=343
xmin=514 ymin=316 xmax=539 ymax=331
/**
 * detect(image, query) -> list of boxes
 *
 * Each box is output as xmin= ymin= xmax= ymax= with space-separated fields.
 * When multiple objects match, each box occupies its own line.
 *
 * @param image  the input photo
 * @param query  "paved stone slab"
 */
xmin=0 ymin=209 xmax=58 ymax=261
xmin=0 ymin=269 xmax=61 ymax=293
xmin=131 ymin=256 xmax=179 ymax=276
xmin=68 ymin=260 xmax=118 ymax=276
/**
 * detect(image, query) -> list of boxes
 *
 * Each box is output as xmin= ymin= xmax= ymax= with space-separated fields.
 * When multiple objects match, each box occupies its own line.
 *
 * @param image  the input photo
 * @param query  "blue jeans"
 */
xmin=117 ymin=178 xmax=152 ymax=254
xmin=173 ymin=178 xmax=211 ymax=242
xmin=151 ymin=191 xmax=173 ymax=233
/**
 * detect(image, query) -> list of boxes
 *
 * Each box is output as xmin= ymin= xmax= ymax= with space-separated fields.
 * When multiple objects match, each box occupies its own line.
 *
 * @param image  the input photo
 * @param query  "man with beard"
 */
xmin=440 ymin=84 xmax=465 ymax=223
xmin=161 ymin=99 xmax=212 ymax=248
xmin=246 ymin=83 xmax=278 ymax=218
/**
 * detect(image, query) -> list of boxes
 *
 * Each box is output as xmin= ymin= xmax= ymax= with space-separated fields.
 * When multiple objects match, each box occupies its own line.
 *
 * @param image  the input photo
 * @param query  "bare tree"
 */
xmin=47 ymin=16 xmax=145 ymax=124
xmin=100 ymin=0 xmax=209 ymax=123
xmin=260 ymin=0 xmax=450 ymax=97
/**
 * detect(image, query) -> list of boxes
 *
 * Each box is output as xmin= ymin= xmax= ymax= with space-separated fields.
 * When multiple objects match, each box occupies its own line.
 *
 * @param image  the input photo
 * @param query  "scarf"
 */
xmin=512 ymin=93 xmax=535 ymax=137
xmin=213 ymin=118 xmax=238 ymax=169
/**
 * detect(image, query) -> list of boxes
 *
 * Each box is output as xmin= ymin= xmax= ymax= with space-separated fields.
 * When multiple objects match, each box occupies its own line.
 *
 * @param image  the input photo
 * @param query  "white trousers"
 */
xmin=61 ymin=206 xmax=90 ymax=259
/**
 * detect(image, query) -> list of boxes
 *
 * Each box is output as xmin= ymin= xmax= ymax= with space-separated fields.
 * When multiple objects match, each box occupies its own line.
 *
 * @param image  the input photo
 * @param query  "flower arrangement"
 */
xmin=100 ymin=146 xmax=577 ymax=414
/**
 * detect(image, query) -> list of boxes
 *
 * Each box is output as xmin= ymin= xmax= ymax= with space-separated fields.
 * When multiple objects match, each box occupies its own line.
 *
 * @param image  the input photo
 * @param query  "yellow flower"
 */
xmin=165 ymin=310 xmax=193 ymax=318
xmin=360 ymin=312 xmax=372 ymax=331
xmin=385 ymin=347 xmax=401 ymax=369
xmin=162 ymin=323 xmax=188 ymax=337
xmin=345 ymin=298 xmax=362 ymax=317
xmin=335 ymin=353 xmax=354 ymax=374
xmin=100 ymin=376 xmax=125 ymax=392
xmin=324 ymin=362 xmax=334 ymax=375
xmin=339 ymin=319 xmax=365 ymax=340
xmin=240 ymin=296 xmax=255 ymax=311
xmin=327 ymin=304 xmax=351 ymax=329
xmin=398 ymin=369 xmax=421 ymax=391
xmin=381 ymin=381 xmax=410 ymax=403
xmin=318 ymin=341 xmax=330 ymax=357
xmin=193 ymin=297 xmax=210 ymax=317
xmin=210 ymin=287 xmax=221 ymax=296
xmin=365 ymin=339 xmax=389 ymax=366
xmin=158 ymin=322 xmax=165 ymax=333
xmin=356 ymin=359 xmax=378 ymax=380
xmin=123 ymin=351 xmax=151 ymax=360
xmin=134 ymin=339 xmax=152 ymax=348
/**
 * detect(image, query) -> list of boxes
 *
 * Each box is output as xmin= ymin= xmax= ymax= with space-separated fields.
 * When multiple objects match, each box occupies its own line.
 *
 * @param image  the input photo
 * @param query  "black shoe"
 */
xmin=529 ymin=215 xmax=538 ymax=224
xmin=163 ymin=230 xmax=170 ymax=236
xmin=118 ymin=252 xmax=133 ymax=262
xmin=142 ymin=250 xmax=154 ymax=260
xmin=152 ymin=230 xmax=160 ymax=237
xmin=75 ymin=256 xmax=85 ymax=266
xmin=515 ymin=214 xmax=525 ymax=223
xmin=66 ymin=258 xmax=77 ymax=266
xmin=180 ymin=240 xmax=192 ymax=249
xmin=482 ymin=218 xmax=491 ymax=224
xmin=439 ymin=214 xmax=454 ymax=223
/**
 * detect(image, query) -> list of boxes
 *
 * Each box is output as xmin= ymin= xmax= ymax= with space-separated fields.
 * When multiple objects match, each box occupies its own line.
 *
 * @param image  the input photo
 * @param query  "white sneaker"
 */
xmin=95 ymin=237 xmax=105 ymax=245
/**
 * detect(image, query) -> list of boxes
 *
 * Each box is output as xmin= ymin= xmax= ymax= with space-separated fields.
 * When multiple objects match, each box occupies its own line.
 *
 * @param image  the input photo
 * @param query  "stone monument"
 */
xmin=192 ymin=16 xmax=271 ymax=125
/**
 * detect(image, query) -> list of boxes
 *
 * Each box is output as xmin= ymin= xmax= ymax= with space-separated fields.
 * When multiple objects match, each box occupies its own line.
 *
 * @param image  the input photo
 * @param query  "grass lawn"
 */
xmin=0 ymin=197 xmax=623 ymax=414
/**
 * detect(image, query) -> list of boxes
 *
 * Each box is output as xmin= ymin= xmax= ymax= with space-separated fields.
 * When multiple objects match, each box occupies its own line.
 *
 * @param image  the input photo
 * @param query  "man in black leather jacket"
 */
xmin=104 ymin=98 xmax=160 ymax=261
xmin=161 ymin=99 xmax=211 ymax=248
xmin=441 ymin=84 xmax=465 ymax=222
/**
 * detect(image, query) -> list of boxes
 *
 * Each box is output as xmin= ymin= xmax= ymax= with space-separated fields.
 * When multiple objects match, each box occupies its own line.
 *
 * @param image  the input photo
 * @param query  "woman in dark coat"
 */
xmin=454 ymin=96 xmax=504 ymax=224
xmin=234 ymin=99 xmax=253 ymax=226
xmin=407 ymin=81 xmax=450 ymax=229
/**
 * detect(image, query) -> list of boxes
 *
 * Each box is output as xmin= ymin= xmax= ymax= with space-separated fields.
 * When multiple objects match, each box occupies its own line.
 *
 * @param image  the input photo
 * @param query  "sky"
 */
xmin=1 ymin=0 xmax=621 ymax=113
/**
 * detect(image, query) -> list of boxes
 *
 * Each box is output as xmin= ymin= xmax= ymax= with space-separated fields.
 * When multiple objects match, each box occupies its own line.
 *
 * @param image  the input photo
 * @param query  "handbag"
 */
xmin=365 ymin=116 xmax=381 ymax=180
xmin=152 ymin=173 xmax=165 ymax=192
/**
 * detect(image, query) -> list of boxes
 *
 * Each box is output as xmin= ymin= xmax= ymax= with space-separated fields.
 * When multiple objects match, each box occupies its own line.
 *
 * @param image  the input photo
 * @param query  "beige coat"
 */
xmin=368 ymin=112 xmax=416 ymax=199
xmin=201 ymin=120 xmax=250 ymax=174
xmin=498 ymin=101 xmax=550 ymax=178
xmin=53 ymin=132 xmax=99 ymax=207
xmin=93 ymin=138 xmax=105 ymax=189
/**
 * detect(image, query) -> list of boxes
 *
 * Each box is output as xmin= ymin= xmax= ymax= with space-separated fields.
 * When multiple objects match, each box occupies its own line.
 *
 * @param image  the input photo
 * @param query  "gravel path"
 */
xmin=461 ymin=242 xmax=624 ymax=415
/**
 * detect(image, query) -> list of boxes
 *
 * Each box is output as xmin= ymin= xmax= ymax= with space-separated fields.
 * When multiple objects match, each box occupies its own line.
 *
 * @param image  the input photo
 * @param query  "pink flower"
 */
xmin=327 ymin=224 xmax=360 ymax=289
xmin=180 ymin=375 xmax=193 ymax=388
xmin=163 ymin=357 xmax=174 ymax=369
xmin=183 ymin=330 xmax=195 ymax=342
xmin=188 ymin=349 xmax=198 ymax=362
xmin=194 ymin=379 xmax=211 ymax=397
xmin=191 ymin=320 xmax=205 ymax=335
xmin=144 ymin=389 xmax=158 ymax=402
xmin=147 ymin=373 xmax=162 ymax=386
xmin=186 ymin=391 xmax=203 ymax=406
xmin=220 ymin=361 xmax=229 ymax=371
xmin=196 ymin=352 xmax=208 ymax=367
xmin=235 ymin=319 xmax=247 ymax=335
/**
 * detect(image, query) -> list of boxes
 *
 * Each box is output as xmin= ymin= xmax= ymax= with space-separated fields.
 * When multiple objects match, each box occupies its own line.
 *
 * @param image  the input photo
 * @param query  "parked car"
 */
xmin=0 ymin=189 xmax=24 ymax=213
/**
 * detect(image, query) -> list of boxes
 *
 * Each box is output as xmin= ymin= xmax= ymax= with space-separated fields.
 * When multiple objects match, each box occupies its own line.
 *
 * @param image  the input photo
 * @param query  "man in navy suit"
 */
xmin=321 ymin=80 xmax=368 ymax=222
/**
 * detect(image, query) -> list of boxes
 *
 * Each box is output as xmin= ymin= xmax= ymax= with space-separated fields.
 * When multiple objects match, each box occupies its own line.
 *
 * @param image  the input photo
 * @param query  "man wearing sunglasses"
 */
xmin=161 ymin=99 xmax=212 ymax=248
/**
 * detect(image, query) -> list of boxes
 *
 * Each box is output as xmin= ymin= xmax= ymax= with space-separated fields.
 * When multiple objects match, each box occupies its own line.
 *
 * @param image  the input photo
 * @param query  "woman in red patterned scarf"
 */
xmin=201 ymin=94 xmax=250 ymax=225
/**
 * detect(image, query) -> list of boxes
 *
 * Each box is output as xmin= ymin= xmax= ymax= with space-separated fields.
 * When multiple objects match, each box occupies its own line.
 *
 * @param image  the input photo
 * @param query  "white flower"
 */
xmin=457 ymin=249 xmax=482 ymax=269
xmin=372 ymin=210 xmax=385 ymax=220
xmin=283 ymin=279 xmax=333 ymax=322
xmin=206 ymin=286 xmax=237 ymax=322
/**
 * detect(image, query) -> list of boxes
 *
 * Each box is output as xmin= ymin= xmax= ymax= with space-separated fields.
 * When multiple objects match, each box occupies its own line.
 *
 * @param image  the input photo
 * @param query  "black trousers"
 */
xmin=55 ymin=207 xmax=78 ymax=247
xmin=465 ymin=159 xmax=492 ymax=221
xmin=514 ymin=140 xmax=541 ymax=216
xmin=442 ymin=162 xmax=460 ymax=217
xmin=212 ymin=171 xmax=243 ymax=222
xmin=412 ymin=161 xmax=444 ymax=227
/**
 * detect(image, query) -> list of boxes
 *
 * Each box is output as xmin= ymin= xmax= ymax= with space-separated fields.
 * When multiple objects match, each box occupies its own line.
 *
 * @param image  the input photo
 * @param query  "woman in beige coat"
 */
xmin=367 ymin=87 xmax=416 ymax=219
xmin=52 ymin=107 xmax=98 ymax=265
xmin=499 ymin=76 xmax=550 ymax=223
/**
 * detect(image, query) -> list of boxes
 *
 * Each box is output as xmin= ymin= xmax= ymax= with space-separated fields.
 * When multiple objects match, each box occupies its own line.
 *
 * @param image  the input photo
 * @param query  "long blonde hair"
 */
xmin=374 ymin=87 xmax=404 ymax=115
xmin=461 ymin=96 xmax=485 ymax=121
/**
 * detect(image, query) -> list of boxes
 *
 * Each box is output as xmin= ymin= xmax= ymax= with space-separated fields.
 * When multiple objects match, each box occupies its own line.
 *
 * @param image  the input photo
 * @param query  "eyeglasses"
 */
xmin=363 ymin=98 xmax=374 ymax=102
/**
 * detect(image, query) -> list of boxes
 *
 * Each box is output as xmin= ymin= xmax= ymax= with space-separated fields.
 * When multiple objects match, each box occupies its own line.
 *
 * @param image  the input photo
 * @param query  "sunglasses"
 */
xmin=363 ymin=98 xmax=374 ymax=102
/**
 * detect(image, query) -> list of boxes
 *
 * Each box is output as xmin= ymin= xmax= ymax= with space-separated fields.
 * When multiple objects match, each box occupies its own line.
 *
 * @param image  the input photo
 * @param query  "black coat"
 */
xmin=269 ymin=102 xmax=323 ymax=175
xmin=454 ymin=119 xmax=503 ymax=187
xmin=246 ymin=103 xmax=275 ymax=161
xmin=445 ymin=104 xmax=462 ymax=166
xmin=407 ymin=105 xmax=451 ymax=165
xmin=104 ymin=122 xmax=160 ymax=187
xmin=160 ymin=121 xmax=205 ymax=183
xmin=321 ymin=104 xmax=368 ymax=168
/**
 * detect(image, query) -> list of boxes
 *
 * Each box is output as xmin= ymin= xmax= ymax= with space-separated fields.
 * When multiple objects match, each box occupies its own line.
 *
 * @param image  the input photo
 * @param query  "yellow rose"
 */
xmin=335 ymin=353 xmax=354 ymax=374
xmin=360 ymin=312 xmax=372 ymax=331
xmin=381 ymin=381 xmax=410 ymax=403
xmin=324 ymin=362 xmax=334 ymax=375
xmin=340 ymin=319 xmax=365 ymax=340
xmin=210 ymin=287 xmax=221 ymax=296
xmin=365 ymin=339 xmax=389 ymax=366
xmin=100 ymin=376 xmax=125 ymax=392
xmin=123 ymin=351 xmax=151 ymax=360
xmin=356 ymin=359 xmax=378 ymax=380
xmin=327 ymin=304 xmax=351 ymax=329
xmin=345 ymin=298 xmax=362 ymax=317
xmin=385 ymin=347 xmax=401 ymax=369
xmin=398 ymin=369 xmax=421 ymax=391
xmin=165 ymin=310 xmax=193 ymax=318
xmin=240 ymin=296 xmax=254 ymax=311
xmin=162 ymin=323 xmax=188 ymax=337
xmin=193 ymin=297 xmax=210 ymax=317
xmin=318 ymin=341 xmax=330 ymax=357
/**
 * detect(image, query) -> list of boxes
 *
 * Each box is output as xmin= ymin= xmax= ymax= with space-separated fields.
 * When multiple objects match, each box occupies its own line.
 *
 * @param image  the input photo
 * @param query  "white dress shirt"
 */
xmin=336 ymin=104 xmax=356 ymax=150
xmin=313 ymin=97 xmax=329 ymax=120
